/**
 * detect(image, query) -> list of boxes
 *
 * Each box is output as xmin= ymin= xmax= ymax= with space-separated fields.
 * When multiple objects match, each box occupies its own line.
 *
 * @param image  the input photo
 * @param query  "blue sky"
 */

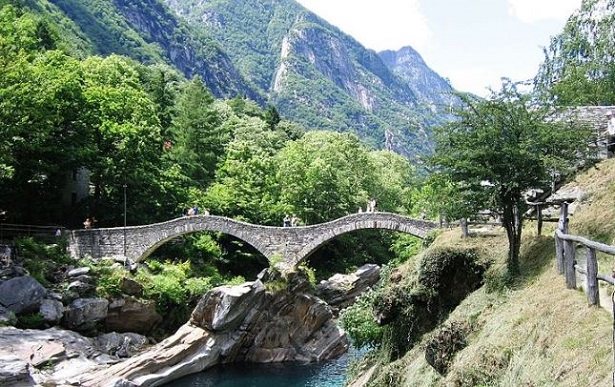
xmin=295 ymin=0 xmax=583 ymax=97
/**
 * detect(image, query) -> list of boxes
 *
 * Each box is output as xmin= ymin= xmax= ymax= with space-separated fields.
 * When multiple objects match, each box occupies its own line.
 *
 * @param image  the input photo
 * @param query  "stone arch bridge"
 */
xmin=67 ymin=212 xmax=438 ymax=268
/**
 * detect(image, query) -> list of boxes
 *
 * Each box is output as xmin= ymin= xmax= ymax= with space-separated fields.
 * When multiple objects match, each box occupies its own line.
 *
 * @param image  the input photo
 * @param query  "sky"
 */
xmin=295 ymin=0 xmax=583 ymax=97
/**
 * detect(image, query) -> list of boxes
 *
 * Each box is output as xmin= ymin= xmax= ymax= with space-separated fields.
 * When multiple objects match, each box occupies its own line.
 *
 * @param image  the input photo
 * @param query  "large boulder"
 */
xmin=0 ymin=275 xmax=48 ymax=314
xmin=316 ymin=264 xmax=381 ymax=311
xmin=40 ymin=299 xmax=65 ymax=325
xmin=105 ymin=297 xmax=161 ymax=335
xmin=191 ymin=280 xmax=266 ymax=331
xmin=63 ymin=298 xmax=109 ymax=333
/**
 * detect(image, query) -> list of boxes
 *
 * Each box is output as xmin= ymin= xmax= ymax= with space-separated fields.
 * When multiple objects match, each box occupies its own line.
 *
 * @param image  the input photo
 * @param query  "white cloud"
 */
xmin=295 ymin=0 xmax=432 ymax=52
xmin=508 ymin=0 xmax=582 ymax=23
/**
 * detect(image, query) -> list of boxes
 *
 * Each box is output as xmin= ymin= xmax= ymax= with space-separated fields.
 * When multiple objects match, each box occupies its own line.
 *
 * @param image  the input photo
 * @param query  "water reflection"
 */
xmin=165 ymin=348 xmax=362 ymax=387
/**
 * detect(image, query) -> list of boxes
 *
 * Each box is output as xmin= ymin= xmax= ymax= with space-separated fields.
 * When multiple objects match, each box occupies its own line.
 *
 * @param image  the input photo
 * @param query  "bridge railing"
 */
xmin=0 ymin=222 xmax=63 ymax=244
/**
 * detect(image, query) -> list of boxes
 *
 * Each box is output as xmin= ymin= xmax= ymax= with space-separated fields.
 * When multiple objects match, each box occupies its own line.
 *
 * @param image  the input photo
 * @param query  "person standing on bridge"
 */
xmin=290 ymin=214 xmax=299 ymax=227
xmin=283 ymin=215 xmax=291 ymax=227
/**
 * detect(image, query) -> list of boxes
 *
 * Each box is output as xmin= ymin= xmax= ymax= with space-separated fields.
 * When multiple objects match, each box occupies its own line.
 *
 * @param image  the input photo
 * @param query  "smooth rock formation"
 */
xmin=79 ymin=273 xmax=348 ymax=386
xmin=316 ymin=263 xmax=381 ymax=312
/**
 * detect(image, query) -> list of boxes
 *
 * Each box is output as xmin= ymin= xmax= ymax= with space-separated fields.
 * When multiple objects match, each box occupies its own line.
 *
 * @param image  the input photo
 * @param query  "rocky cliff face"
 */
xmin=379 ymin=46 xmax=458 ymax=113
xmin=24 ymin=0 xmax=457 ymax=158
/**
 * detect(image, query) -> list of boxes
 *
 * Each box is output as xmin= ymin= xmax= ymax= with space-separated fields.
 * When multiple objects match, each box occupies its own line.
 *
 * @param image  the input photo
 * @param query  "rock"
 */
xmin=67 ymin=280 xmax=95 ymax=295
xmin=94 ymin=332 xmax=149 ymax=358
xmin=120 ymin=278 xmax=143 ymax=297
xmin=68 ymin=267 xmax=91 ymax=277
xmin=0 ymin=276 xmax=48 ymax=314
xmin=0 ymin=355 xmax=33 ymax=385
xmin=79 ymin=275 xmax=348 ymax=386
xmin=40 ymin=299 xmax=65 ymax=325
xmin=63 ymin=298 xmax=109 ymax=332
xmin=191 ymin=280 xmax=266 ymax=331
xmin=316 ymin=264 xmax=381 ymax=310
xmin=79 ymin=324 xmax=219 ymax=387
xmin=105 ymin=297 xmax=161 ymax=335
xmin=0 ymin=326 xmax=116 ymax=384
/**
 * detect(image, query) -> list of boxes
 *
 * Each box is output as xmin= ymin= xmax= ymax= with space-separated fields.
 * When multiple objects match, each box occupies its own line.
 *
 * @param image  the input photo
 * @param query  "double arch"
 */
xmin=67 ymin=212 xmax=438 ymax=267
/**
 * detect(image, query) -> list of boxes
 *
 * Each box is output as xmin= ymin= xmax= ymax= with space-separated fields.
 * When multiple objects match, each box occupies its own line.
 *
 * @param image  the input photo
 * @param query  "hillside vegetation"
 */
xmin=349 ymin=158 xmax=615 ymax=386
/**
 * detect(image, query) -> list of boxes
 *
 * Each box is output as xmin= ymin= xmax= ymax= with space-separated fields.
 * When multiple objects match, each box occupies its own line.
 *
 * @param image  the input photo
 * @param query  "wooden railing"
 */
xmin=553 ymin=202 xmax=615 ymax=306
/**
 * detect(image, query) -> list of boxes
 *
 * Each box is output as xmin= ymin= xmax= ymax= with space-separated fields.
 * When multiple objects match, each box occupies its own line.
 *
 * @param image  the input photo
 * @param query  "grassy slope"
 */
xmin=352 ymin=159 xmax=615 ymax=386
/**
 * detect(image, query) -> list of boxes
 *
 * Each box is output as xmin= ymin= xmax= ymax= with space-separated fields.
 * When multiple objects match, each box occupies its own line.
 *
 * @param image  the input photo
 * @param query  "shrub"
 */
xmin=340 ymin=289 xmax=383 ymax=348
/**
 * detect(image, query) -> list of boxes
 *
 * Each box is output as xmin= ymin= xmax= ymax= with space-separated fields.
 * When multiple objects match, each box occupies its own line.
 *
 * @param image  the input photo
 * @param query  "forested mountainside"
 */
xmin=7 ymin=0 xmax=457 ymax=158
xmin=536 ymin=0 xmax=615 ymax=105
xmin=163 ymin=0 xmax=457 ymax=157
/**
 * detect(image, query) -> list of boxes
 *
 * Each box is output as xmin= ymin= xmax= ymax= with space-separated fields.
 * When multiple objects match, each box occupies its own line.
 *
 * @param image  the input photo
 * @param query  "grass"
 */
xmin=351 ymin=158 xmax=615 ymax=386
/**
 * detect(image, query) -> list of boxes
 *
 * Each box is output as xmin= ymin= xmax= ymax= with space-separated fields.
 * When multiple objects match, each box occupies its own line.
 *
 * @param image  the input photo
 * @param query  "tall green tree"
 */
xmin=276 ymin=131 xmax=376 ymax=224
xmin=169 ymin=76 xmax=227 ymax=189
xmin=80 ymin=55 xmax=164 ymax=225
xmin=432 ymin=81 xmax=593 ymax=274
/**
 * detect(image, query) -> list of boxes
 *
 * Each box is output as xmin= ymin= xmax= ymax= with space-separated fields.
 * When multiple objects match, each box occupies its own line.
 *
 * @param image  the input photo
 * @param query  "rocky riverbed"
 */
xmin=0 ymin=260 xmax=380 ymax=386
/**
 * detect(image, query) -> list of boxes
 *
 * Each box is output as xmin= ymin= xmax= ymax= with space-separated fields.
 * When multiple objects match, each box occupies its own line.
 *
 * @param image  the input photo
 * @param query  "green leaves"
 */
xmin=431 ymin=80 xmax=593 ymax=273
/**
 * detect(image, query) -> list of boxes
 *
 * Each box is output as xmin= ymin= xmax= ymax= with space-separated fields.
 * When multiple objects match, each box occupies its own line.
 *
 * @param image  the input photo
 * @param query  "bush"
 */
xmin=376 ymin=247 xmax=486 ymax=360
xmin=340 ymin=289 xmax=383 ymax=348
xmin=14 ymin=237 xmax=73 ymax=286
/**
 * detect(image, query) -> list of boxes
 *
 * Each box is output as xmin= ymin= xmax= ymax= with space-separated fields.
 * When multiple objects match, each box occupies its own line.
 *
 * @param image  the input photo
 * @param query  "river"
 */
xmin=165 ymin=347 xmax=362 ymax=387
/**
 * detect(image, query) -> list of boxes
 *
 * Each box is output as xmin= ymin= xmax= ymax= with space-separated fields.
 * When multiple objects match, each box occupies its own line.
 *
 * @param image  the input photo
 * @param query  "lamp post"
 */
xmin=123 ymin=183 xmax=127 ymax=257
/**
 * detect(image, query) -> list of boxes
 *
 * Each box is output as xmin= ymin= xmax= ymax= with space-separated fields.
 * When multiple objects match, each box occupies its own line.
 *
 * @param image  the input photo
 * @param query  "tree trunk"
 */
xmin=502 ymin=202 xmax=522 ymax=275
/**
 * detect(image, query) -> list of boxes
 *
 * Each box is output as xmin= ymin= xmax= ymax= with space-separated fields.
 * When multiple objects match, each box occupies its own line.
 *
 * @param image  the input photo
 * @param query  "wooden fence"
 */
xmin=552 ymin=202 xmax=615 ymax=386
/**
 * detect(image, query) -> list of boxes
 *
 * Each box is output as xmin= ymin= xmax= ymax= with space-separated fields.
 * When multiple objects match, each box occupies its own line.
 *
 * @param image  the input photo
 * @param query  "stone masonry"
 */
xmin=67 ymin=212 xmax=437 ymax=267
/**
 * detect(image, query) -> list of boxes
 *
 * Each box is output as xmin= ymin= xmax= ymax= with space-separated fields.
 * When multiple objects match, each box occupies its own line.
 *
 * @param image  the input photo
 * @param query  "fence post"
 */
xmin=460 ymin=218 xmax=469 ymax=238
xmin=586 ymin=248 xmax=599 ymax=306
xmin=559 ymin=202 xmax=569 ymax=233
xmin=536 ymin=204 xmax=543 ymax=236
xmin=564 ymin=239 xmax=576 ymax=289
xmin=555 ymin=233 xmax=564 ymax=275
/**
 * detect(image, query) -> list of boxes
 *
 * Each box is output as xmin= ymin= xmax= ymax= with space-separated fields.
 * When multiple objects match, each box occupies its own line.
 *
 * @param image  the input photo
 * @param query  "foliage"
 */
xmin=16 ymin=312 xmax=45 ymax=329
xmin=535 ymin=1 xmax=615 ymax=105
xmin=339 ymin=289 xmax=384 ymax=348
xmin=14 ymin=237 xmax=72 ymax=286
xmin=374 ymin=247 xmax=485 ymax=360
xmin=136 ymin=260 xmax=219 ymax=315
xmin=431 ymin=80 xmax=594 ymax=274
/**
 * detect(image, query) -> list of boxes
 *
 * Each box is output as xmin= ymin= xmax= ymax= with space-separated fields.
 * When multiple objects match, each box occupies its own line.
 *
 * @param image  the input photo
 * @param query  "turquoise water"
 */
xmin=165 ymin=349 xmax=360 ymax=387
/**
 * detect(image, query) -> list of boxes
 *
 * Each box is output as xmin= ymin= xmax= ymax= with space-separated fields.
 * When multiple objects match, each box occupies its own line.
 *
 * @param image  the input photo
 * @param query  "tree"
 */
xmin=431 ymin=80 xmax=593 ymax=274
xmin=169 ymin=77 xmax=227 ymax=188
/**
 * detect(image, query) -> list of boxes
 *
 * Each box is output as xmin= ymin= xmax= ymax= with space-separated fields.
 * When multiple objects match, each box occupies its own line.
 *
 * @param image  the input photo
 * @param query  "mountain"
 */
xmin=11 ymin=0 xmax=458 ymax=159
xmin=379 ymin=46 xmax=456 ymax=114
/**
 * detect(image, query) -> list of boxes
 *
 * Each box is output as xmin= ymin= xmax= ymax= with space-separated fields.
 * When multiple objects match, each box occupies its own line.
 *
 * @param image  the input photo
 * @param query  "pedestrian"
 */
xmin=83 ymin=218 xmax=92 ymax=229
xmin=291 ymin=214 xmax=298 ymax=227
xmin=283 ymin=215 xmax=291 ymax=227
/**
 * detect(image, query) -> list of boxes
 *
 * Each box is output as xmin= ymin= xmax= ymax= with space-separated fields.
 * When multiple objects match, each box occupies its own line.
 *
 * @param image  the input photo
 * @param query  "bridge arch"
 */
xmin=286 ymin=213 xmax=435 ymax=267
xmin=67 ymin=213 xmax=437 ymax=268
